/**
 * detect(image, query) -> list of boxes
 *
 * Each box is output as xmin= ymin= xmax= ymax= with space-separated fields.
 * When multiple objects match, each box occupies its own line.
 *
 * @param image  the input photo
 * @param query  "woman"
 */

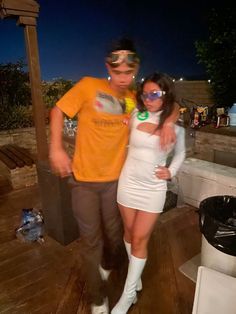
xmin=111 ymin=72 xmax=186 ymax=314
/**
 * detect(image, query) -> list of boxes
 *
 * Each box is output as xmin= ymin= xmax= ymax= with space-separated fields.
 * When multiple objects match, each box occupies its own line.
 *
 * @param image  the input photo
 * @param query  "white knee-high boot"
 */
xmin=124 ymin=239 xmax=142 ymax=291
xmin=111 ymin=255 xmax=146 ymax=314
xmin=98 ymin=264 xmax=111 ymax=281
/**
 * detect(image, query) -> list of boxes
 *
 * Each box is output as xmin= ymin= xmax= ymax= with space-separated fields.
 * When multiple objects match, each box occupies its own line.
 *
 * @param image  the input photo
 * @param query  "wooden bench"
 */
xmin=0 ymin=144 xmax=37 ymax=189
xmin=0 ymin=144 xmax=35 ymax=169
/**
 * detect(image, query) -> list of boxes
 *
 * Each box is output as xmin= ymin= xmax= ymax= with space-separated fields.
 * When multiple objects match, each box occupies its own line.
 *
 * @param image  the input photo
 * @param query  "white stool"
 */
xmin=192 ymin=266 xmax=236 ymax=314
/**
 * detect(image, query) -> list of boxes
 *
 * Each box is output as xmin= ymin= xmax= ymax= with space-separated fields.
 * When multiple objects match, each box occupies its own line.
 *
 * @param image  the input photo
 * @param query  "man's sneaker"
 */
xmin=91 ymin=297 xmax=109 ymax=314
xmin=98 ymin=265 xmax=111 ymax=281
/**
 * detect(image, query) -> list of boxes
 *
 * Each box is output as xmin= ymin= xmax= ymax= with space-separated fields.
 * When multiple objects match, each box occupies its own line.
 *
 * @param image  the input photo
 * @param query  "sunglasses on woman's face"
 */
xmin=141 ymin=90 xmax=166 ymax=102
xmin=106 ymin=50 xmax=140 ymax=65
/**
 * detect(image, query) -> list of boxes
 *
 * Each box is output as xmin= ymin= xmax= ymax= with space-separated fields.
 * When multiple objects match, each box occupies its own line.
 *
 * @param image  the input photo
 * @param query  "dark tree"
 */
xmin=0 ymin=60 xmax=33 ymax=130
xmin=0 ymin=59 xmax=31 ymax=107
xmin=0 ymin=60 xmax=75 ymax=130
xmin=195 ymin=7 xmax=236 ymax=107
xmin=42 ymin=78 xmax=75 ymax=109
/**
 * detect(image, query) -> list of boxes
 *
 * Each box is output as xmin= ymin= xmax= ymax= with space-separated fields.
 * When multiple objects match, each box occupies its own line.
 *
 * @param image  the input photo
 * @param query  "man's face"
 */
xmin=106 ymin=62 xmax=138 ymax=93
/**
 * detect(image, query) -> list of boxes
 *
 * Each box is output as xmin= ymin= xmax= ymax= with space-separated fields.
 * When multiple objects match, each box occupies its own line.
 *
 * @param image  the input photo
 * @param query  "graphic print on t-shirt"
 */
xmin=95 ymin=91 xmax=135 ymax=115
xmin=95 ymin=92 xmax=124 ymax=114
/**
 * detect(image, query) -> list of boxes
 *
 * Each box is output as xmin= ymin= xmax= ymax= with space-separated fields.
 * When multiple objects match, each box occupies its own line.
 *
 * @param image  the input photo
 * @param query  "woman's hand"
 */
xmin=155 ymin=166 xmax=171 ymax=180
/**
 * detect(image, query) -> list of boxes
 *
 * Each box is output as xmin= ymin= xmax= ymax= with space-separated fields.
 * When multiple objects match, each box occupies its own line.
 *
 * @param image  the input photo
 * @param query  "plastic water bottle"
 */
xmin=228 ymin=103 xmax=236 ymax=126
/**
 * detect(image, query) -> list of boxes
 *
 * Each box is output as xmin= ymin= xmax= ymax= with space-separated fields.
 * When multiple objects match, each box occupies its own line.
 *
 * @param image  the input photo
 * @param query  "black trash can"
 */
xmin=199 ymin=195 xmax=236 ymax=276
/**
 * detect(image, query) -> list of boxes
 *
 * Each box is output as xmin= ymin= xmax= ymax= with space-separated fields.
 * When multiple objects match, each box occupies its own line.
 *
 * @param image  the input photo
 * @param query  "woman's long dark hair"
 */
xmin=136 ymin=72 xmax=176 ymax=130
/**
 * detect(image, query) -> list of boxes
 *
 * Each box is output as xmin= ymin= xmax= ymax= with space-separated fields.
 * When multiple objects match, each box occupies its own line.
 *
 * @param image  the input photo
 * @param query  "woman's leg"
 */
xmin=111 ymin=254 xmax=146 ymax=314
xmin=119 ymin=204 xmax=137 ymax=243
xmin=119 ymin=205 xmax=143 ymax=291
xmin=111 ymin=209 xmax=160 ymax=314
xmin=131 ymin=210 xmax=161 ymax=258
xmin=119 ymin=205 xmax=160 ymax=259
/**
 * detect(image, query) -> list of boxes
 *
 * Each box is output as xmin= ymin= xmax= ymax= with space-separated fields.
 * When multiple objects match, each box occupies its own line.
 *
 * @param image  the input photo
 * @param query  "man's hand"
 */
xmin=49 ymin=106 xmax=72 ymax=177
xmin=49 ymin=148 xmax=72 ymax=177
xmin=159 ymin=123 xmax=176 ymax=150
xmin=155 ymin=166 xmax=171 ymax=180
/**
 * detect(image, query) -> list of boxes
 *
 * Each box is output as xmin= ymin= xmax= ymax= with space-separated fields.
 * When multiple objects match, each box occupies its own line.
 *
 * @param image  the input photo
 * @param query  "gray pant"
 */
xmin=69 ymin=177 xmax=125 ymax=305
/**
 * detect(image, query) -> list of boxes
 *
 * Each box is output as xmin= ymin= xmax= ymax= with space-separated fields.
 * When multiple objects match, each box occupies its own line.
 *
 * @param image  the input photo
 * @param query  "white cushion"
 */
xmin=192 ymin=266 xmax=236 ymax=314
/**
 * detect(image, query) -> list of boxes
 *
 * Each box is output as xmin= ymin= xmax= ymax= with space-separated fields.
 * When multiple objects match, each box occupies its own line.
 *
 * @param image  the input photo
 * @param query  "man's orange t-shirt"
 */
xmin=56 ymin=77 xmax=136 ymax=182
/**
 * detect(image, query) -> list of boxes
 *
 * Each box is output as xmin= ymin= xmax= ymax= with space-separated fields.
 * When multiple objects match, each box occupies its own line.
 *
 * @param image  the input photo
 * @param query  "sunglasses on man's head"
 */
xmin=106 ymin=50 xmax=140 ymax=66
xmin=141 ymin=90 xmax=166 ymax=102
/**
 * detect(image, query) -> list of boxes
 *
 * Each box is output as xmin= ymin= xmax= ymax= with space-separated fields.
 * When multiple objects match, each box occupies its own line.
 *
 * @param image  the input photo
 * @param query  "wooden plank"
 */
xmin=0 ymin=184 xmax=39 ymax=203
xmin=0 ymin=240 xmax=35 ymax=265
xmin=76 ymin=283 xmax=90 ymax=314
xmin=24 ymin=24 xmax=48 ymax=161
xmin=4 ymin=185 xmax=40 ymax=209
xmin=159 ymin=205 xmax=194 ymax=224
xmin=0 ymin=292 xmax=17 ymax=313
xmin=9 ymin=145 xmax=35 ymax=162
xmin=0 ymin=243 xmax=73 ymax=284
xmin=0 ymin=144 xmax=35 ymax=169
xmin=136 ymin=223 xmax=181 ymax=314
xmin=0 ymin=150 xmax=16 ymax=169
xmin=0 ymin=0 xmax=39 ymax=14
xmin=0 ymin=239 xmax=75 ymax=313
xmin=164 ymin=208 xmax=201 ymax=314
xmin=2 ymin=265 xmax=70 ymax=301
xmin=0 ymin=178 xmax=12 ymax=195
xmin=0 ymin=146 xmax=24 ymax=168
xmin=0 ymin=223 xmax=20 ymax=244
xmin=18 ymin=16 xmax=37 ymax=26
xmin=2 ymin=283 xmax=61 ymax=314
xmin=5 ymin=145 xmax=34 ymax=166
xmin=56 ymin=265 xmax=87 ymax=314
xmin=1 ymin=263 xmax=67 ymax=298
xmin=1 ymin=8 xmax=38 ymax=18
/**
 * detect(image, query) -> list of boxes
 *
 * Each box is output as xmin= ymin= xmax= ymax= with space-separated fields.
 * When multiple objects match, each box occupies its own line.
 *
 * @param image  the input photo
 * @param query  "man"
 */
xmin=49 ymin=38 xmax=178 ymax=314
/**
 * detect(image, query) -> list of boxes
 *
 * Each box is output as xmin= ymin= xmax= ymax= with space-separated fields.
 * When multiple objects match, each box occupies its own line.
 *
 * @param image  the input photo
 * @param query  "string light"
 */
xmin=137 ymin=76 xmax=210 ymax=82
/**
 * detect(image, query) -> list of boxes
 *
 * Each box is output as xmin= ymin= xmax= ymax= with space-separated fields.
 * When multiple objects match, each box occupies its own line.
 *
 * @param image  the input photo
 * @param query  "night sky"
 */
xmin=0 ymin=0 xmax=222 ymax=82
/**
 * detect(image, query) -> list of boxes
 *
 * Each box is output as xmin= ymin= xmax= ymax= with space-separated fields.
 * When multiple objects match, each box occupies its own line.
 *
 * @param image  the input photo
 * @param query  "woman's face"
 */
xmin=141 ymin=81 xmax=165 ymax=112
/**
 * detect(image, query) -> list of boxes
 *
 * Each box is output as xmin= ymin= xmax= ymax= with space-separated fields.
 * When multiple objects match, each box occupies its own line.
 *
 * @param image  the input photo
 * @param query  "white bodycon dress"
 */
xmin=117 ymin=109 xmax=186 ymax=213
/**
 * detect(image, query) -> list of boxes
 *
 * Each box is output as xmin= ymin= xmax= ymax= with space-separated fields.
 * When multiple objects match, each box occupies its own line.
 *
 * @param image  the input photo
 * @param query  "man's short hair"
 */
xmin=106 ymin=37 xmax=137 ymax=55
xmin=105 ymin=37 xmax=139 ymax=68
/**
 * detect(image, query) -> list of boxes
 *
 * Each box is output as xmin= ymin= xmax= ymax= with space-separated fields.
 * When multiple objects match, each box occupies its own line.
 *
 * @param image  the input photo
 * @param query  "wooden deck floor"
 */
xmin=0 ymin=185 xmax=201 ymax=314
